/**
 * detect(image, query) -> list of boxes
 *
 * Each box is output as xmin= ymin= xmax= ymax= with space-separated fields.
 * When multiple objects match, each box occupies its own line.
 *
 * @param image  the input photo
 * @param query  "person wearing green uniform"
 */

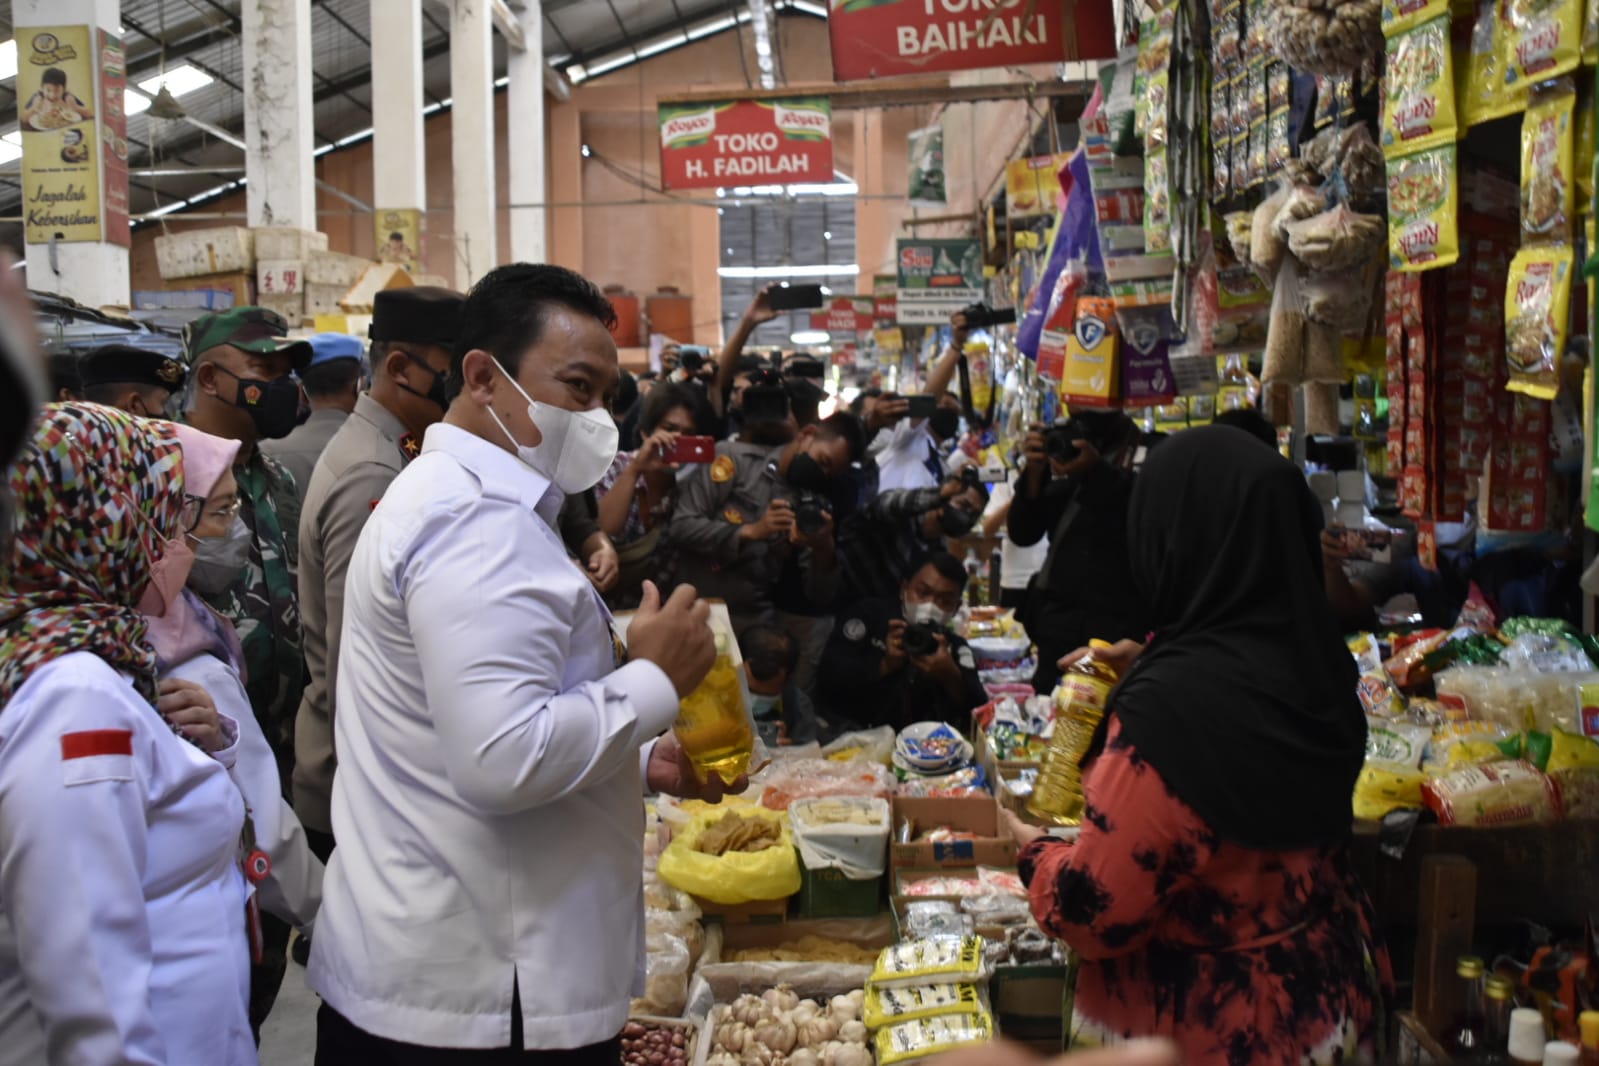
xmin=179 ymin=307 xmax=312 ymax=1034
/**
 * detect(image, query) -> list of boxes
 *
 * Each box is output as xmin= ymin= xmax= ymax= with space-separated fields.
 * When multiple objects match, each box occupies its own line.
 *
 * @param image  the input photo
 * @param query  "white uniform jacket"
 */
xmin=309 ymin=423 xmax=680 ymax=1050
xmin=0 ymin=653 xmax=254 ymax=1066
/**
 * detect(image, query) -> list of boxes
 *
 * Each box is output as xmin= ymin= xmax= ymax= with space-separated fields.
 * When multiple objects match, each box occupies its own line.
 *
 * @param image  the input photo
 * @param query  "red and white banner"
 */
xmin=811 ymin=297 xmax=875 ymax=333
xmin=827 ymin=0 xmax=1115 ymax=82
xmin=659 ymin=97 xmax=832 ymax=191
xmin=98 ymin=30 xmax=129 ymax=247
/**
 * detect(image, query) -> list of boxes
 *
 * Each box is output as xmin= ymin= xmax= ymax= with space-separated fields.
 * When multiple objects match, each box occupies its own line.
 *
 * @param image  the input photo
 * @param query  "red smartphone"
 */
xmin=664 ymin=435 xmax=715 ymax=464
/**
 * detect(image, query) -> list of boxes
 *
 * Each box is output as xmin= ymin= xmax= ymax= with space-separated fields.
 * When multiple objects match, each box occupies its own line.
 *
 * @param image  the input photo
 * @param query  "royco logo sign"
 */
xmin=659 ymin=98 xmax=833 ymax=191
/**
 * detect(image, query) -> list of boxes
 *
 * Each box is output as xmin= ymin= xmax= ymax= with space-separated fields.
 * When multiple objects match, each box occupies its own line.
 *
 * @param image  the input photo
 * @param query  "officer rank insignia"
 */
xmin=723 ymin=506 xmax=744 ymax=525
xmin=710 ymin=455 xmax=735 ymax=483
xmin=399 ymin=434 xmax=421 ymax=461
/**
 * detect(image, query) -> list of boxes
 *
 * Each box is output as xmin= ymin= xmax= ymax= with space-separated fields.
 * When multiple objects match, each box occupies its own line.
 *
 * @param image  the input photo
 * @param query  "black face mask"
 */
xmin=398 ymin=352 xmax=450 ymax=411
xmin=938 ymin=503 xmax=978 ymax=538
xmin=928 ymin=408 xmax=961 ymax=441
xmin=786 ymin=451 xmax=829 ymax=491
xmin=213 ymin=365 xmax=300 ymax=440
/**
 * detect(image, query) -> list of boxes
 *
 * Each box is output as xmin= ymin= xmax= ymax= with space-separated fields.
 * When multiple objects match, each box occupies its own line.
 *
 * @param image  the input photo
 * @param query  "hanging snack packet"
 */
xmin=1063 ymin=295 xmax=1121 ymax=408
xmin=1585 ymin=0 xmax=1598 ymax=62
xmin=1575 ymin=83 xmax=1594 ymax=213
xmin=1383 ymin=0 xmax=1449 ymax=34
xmin=1144 ymin=148 xmax=1172 ymax=255
xmin=1503 ymin=0 xmax=1582 ymax=85
xmin=1520 ymin=83 xmax=1577 ymax=245
xmin=1387 ymin=144 xmax=1461 ymax=271
xmin=1383 ymin=16 xmax=1458 ymax=156
xmin=1504 ymin=244 xmax=1576 ymax=399
xmin=1462 ymin=0 xmax=1528 ymax=125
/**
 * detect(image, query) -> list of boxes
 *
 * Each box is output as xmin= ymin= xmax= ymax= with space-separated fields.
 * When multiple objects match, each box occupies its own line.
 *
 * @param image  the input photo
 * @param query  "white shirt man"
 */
xmin=308 ymin=264 xmax=725 ymax=1061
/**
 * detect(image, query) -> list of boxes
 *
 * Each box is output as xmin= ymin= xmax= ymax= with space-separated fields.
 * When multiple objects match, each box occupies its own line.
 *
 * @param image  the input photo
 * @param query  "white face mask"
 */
xmin=487 ymin=357 xmax=619 ymax=493
xmin=902 ymin=597 xmax=951 ymax=628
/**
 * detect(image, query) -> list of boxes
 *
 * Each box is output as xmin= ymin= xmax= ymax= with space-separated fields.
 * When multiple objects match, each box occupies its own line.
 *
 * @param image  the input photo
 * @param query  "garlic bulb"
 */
xmin=731 ymin=995 xmax=766 ymax=1026
xmin=791 ymin=1001 xmax=821 ymax=1025
xmin=830 ymin=1044 xmax=872 ymax=1066
xmin=708 ymin=1053 xmax=740 ymax=1066
xmin=796 ymin=1016 xmax=838 ymax=1049
xmin=787 ymin=1050 xmax=819 ymax=1066
xmin=718 ymin=1022 xmax=751 ymax=1055
xmin=837 ymin=1021 xmax=867 ymax=1045
xmin=742 ymin=1044 xmax=777 ymax=1066
xmin=753 ymin=1019 xmax=798 ymax=1056
xmin=762 ymin=986 xmax=801 ymax=1013
xmin=827 ymin=995 xmax=854 ymax=1022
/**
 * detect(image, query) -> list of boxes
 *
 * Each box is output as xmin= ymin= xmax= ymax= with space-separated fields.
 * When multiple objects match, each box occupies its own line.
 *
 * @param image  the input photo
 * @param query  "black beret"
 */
xmin=370 ymin=286 xmax=466 ymax=346
xmin=78 ymin=344 xmax=187 ymax=392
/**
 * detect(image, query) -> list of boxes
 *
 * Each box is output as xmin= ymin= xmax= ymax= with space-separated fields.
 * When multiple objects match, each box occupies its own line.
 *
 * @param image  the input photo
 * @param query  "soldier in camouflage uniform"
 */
xmin=179 ymin=307 xmax=313 ymax=1034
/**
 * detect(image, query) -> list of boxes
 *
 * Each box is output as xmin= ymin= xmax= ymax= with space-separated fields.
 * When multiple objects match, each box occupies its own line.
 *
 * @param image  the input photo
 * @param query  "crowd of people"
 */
xmin=0 ymin=256 xmax=1393 ymax=1066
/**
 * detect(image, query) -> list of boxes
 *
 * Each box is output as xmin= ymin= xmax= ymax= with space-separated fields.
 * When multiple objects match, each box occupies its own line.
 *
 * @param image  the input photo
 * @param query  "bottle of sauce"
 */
xmin=1447 ymin=956 xmax=1488 ymax=1057
xmin=1578 ymin=1012 xmax=1599 ymax=1066
xmin=1509 ymin=1008 xmax=1549 ymax=1066
xmin=672 ymin=632 xmax=754 ymax=786
xmin=1027 ymin=640 xmax=1120 ymax=825
xmin=1544 ymin=1043 xmax=1581 ymax=1066
xmin=1478 ymin=975 xmax=1516 ymax=1063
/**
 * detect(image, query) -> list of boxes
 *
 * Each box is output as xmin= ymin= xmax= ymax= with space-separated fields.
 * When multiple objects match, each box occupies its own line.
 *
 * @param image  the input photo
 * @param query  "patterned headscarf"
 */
xmin=0 ymin=403 xmax=186 ymax=706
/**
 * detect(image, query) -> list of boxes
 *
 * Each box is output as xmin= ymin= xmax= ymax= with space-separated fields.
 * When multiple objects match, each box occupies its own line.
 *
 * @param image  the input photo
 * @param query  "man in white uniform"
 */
xmin=309 ymin=263 xmax=731 ymax=1064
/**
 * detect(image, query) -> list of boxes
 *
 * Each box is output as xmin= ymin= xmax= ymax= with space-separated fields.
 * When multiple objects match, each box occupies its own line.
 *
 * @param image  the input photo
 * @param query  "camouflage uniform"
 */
xmin=200 ymin=447 xmax=306 ymax=791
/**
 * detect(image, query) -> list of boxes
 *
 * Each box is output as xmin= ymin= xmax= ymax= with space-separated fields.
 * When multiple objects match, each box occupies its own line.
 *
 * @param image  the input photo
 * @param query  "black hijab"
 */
xmin=1087 ymin=425 xmax=1365 ymax=850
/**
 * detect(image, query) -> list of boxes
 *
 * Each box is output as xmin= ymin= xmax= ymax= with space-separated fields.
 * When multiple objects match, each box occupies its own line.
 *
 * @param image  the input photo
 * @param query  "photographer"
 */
xmin=1009 ymin=411 xmax=1148 ymax=692
xmin=710 ymin=287 xmax=782 ymax=434
xmin=664 ymin=408 xmax=866 ymax=639
xmin=873 ymin=310 xmax=972 ymax=492
xmin=836 ymin=470 xmax=988 ymax=608
xmin=819 ymin=553 xmax=988 ymax=731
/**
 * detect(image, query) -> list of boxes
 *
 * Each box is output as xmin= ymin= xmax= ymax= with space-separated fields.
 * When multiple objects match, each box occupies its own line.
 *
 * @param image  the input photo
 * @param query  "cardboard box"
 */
xmin=795 ymin=856 xmax=882 ymax=919
xmin=305 ymin=282 xmax=351 ymax=318
xmin=305 ymin=249 xmax=372 ymax=288
xmin=256 ymin=260 xmax=304 ymax=297
xmin=252 ymin=226 xmax=327 ymax=262
xmin=257 ymin=292 xmax=305 ymax=324
xmin=891 ymin=795 xmax=1018 ymax=869
xmin=155 ymin=227 xmax=254 ymax=280
xmin=691 ymin=895 xmax=789 ymax=926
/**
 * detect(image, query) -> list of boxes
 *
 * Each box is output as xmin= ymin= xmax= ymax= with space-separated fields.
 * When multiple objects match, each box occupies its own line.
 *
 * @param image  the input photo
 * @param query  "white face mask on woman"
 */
xmin=486 ymin=357 xmax=619 ymax=493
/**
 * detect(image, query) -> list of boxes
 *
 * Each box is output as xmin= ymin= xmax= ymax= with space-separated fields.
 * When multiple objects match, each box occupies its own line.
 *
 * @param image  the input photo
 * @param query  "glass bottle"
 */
xmin=672 ymin=632 xmax=754 ymax=786
xmin=1446 ymin=956 xmax=1488 ymax=1057
xmin=1577 ymin=1011 xmax=1599 ymax=1066
xmin=1027 ymin=640 xmax=1120 ymax=825
xmin=1478 ymin=976 xmax=1516 ymax=1063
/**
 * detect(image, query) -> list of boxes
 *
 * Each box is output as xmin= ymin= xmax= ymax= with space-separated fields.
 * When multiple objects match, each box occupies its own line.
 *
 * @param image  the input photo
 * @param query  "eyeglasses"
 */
xmin=180 ymin=493 xmax=242 ymax=532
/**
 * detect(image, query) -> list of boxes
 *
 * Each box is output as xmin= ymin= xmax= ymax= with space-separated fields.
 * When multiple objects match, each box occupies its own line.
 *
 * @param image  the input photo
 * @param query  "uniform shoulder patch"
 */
xmin=956 ymin=646 xmax=976 ymax=671
xmin=843 ymin=618 xmax=867 ymax=642
xmin=723 ymin=506 xmax=745 ymax=525
xmin=711 ymin=454 xmax=735 ymax=483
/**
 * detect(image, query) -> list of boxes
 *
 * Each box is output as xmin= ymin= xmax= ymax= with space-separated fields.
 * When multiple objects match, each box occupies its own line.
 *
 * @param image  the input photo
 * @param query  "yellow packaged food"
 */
xmin=1521 ymin=83 xmax=1577 ymax=244
xmin=863 ymin=984 xmax=987 ymax=1030
xmin=1546 ymin=728 xmax=1599 ymax=773
xmin=1446 ymin=740 xmax=1514 ymax=768
xmin=870 ymin=938 xmax=990 ymax=989
xmin=1421 ymin=760 xmax=1562 ymax=826
xmin=1463 ymin=0 xmax=1531 ymax=125
xmin=1144 ymin=147 xmax=1172 ymax=255
xmin=1384 ymin=0 xmax=1449 ymax=34
xmin=1503 ymin=0 xmax=1583 ymax=85
xmin=1388 ymin=144 xmax=1461 ymax=271
xmin=1352 ymin=763 xmax=1427 ymax=820
xmin=875 ymin=1015 xmax=994 ymax=1066
xmin=1504 ymin=244 xmax=1576 ymax=399
xmin=1383 ymin=16 xmax=1458 ymax=157
xmin=1585 ymin=0 xmax=1597 ymax=62
xmin=1577 ymin=83 xmax=1594 ymax=211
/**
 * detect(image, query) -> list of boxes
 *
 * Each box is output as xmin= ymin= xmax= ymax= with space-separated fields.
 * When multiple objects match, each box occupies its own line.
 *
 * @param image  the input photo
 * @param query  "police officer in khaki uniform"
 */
xmin=292 ymin=287 xmax=464 ymax=873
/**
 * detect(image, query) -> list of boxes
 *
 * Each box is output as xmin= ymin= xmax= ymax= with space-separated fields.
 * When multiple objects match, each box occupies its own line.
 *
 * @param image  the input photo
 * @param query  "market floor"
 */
xmin=260 ymin=942 xmax=318 ymax=1066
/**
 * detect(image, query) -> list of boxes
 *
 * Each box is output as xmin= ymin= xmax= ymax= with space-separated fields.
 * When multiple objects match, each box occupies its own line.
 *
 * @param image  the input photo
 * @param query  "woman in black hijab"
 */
xmin=1005 ymin=425 xmax=1391 ymax=1065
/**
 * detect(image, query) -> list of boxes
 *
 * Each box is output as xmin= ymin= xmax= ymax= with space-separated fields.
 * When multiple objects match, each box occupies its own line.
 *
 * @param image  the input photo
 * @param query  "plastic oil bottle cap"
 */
xmin=1508 ymin=1008 xmax=1547 ymax=1062
xmin=1457 ymin=955 xmax=1486 ymax=978
xmin=1581 ymin=1012 xmax=1599 ymax=1050
xmin=1542 ymin=1041 xmax=1580 ymax=1066
xmin=1486 ymin=976 xmax=1515 ymax=1000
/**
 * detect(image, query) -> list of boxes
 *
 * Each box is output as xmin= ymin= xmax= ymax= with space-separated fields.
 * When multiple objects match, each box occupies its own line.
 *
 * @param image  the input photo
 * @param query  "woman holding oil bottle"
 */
xmin=1004 ymin=425 xmax=1391 ymax=1065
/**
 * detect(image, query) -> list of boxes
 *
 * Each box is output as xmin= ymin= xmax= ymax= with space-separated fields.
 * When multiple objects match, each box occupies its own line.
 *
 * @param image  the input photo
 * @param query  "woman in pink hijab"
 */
xmin=142 ymin=423 xmax=324 ymax=965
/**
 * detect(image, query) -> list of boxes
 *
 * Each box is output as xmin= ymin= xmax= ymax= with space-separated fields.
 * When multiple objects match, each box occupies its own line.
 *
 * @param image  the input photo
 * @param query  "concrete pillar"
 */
xmin=242 ymin=0 xmax=316 ymax=229
xmin=450 ymin=0 xmax=496 ymax=285
xmin=546 ymin=99 xmax=583 ymax=272
xmin=14 ymin=0 xmax=129 ymax=308
xmin=507 ymin=0 xmax=546 ymax=264
xmin=852 ymin=109 xmax=890 ymax=295
xmin=369 ymin=0 xmax=426 ymax=259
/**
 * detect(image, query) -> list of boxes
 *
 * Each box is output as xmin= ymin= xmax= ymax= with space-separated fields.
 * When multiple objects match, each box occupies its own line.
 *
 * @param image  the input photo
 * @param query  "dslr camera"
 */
xmin=958 ymin=303 xmax=1018 ymax=330
xmin=676 ymin=345 xmax=710 ymax=373
xmin=1044 ymin=421 xmax=1084 ymax=463
xmin=902 ymin=621 xmax=943 ymax=658
xmin=792 ymin=490 xmax=833 ymax=535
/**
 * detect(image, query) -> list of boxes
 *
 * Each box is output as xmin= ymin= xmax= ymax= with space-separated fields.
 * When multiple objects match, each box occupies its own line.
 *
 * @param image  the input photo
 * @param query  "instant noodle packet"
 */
xmin=1504 ymin=244 xmax=1576 ymax=399
xmin=1383 ymin=16 xmax=1458 ymax=156
xmin=1384 ymin=0 xmax=1449 ymax=35
xmin=875 ymin=1015 xmax=994 ymax=1066
xmin=1521 ymin=82 xmax=1577 ymax=244
xmin=870 ymin=938 xmax=990 ymax=989
xmin=1502 ymin=0 xmax=1583 ymax=85
xmin=863 ymin=984 xmax=987 ymax=1030
xmin=1421 ymin=760 xmax=1562 ymax=825
xmin=1584 ymin=0 xmax=1597 ymax=62
xmin=1462 ymin=0 xmax=1530 ymax=125
xmin=1576 ymin=84 xmax=1594 ymax=213
xmin=1388 ymin=144 xmax=1461 ymax=271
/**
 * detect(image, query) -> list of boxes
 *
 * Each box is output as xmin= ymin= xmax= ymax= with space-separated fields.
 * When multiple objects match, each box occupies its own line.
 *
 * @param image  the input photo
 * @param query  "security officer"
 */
xmin=293 ymin=286 xmax=464 ymax=873
xmin=819 ymin=552 xmax=988 ymax=732
xmin=77 ymin=342 xmax=186 ymax=416
xmin=263 ymin=332 xmax=366 ymax=492
xmin=665 ymin=387 xmax=865 ymax=639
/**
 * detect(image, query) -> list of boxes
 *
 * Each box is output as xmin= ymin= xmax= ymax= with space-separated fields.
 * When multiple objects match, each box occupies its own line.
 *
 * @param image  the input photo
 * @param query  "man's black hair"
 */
xmin=740 ymin=623 xmax=798 ymax=683
xmin=813 ymin=410 xmax=867 ymax=463
xmin=786 ymin=378 xmax=824 ymax=428
xmin=914 ymin=550 xmax=969 ymax=589
xmin=300 ymin=356 xmax=364 ymax=400
xmin=49 ymin=351 xmax=81 ymax=398
xmin=42 ymin=68 xmax=67 ymax=87
xmin=640 ymin=381 xmax=710 ymax=436
xmin=945 ymin=472 xmax=990 ymax=506
xmin=82 ymin=381 xmax=168 ymax=407
xmin=450 ymin=263 xmax=617 ymax=392
xmin=1213 ymin=408 xmax=1280 ymax=450
xmin=613 ymin=368 xmax=639 ymax=418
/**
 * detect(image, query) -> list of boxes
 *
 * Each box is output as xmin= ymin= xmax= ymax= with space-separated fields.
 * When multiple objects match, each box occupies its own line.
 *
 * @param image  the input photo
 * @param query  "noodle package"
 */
xmin=1521 ymin=83 xmax=1577 ymax=245
xmin=1502 ymin=0 xmax=1583 ymax=86
xmin=1504 ymin=244 xmax=1576 ymax=399
xmin=1382 ymin=15 xmax=1458 ymax=156
xmin=1388 ymin=144 xmax=1461 ymax=271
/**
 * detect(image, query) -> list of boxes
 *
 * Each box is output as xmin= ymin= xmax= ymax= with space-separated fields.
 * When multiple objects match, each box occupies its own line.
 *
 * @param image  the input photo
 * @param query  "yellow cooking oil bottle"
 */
xmin=1027 ymin=639 xmax=1121 ymax=825
xmin=672 ymin=632 xmax=754 ymax=786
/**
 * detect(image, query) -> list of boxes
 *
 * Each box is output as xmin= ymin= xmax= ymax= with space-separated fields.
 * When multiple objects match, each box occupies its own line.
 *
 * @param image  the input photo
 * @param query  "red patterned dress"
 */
xmin=1020 ymin=720 xmax=1393 ymax=1065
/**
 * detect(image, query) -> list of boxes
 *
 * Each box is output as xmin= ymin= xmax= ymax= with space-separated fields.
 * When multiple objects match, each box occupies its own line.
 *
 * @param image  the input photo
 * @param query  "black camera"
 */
xmin=959 ymin=465 xmax=983 ymax=492
xmin=1044 ymin=422 xmax=1082 ymax=463
xmin=902 ymin=622 xmax=943 ymax=658
xmin=959 ymin=303 xmax=1018 ymax=330
xmin=792 ymin=490 xmax=832 ymax=535
xmin=677 ymin=346 xmax=709 ymax=372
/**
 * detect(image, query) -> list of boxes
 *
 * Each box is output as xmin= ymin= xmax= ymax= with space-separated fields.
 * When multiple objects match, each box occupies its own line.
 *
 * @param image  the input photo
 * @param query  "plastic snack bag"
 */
xmin=655 ymin=807 xmax=801 ymax=904
xmin=1284 ymin=205 xmax=1388 ymax=272
xmin=1367 ymin=717 xmax=1432 ymax=769
xmin=1502 ymin=0 xmax=1582 ymax=85
xmin=875 ymin=1014 xmax=995 ymax=1066
xmin=1382 ymin=16 xmax=1457 ymax=157
xmin=870 ymin=937 xmax=991 ymax=989
xmin=1388 ymin=144 xmax=1460 ymax=271
xmin=1353 ymin=762 xmax=1427 ymax=819
xmin=1521 ymin=82 xmax=1577 ymax=246
xmin=1504 ymin=244 xmax=1576 ymax=400
xmin=863 ymin=984 xmax=988 ymax=1029
xmin=1420 ymin=760 xmax=1562 ymax=826
xmin=1546 ymin=728 xmax=1599 ymax=773
xmin=1383 ymin=0 xmax=1448 ymax=36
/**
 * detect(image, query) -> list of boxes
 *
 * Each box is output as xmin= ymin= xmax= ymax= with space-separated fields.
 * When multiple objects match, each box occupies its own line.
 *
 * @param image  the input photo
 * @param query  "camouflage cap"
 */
xmin=182 ymin=306 xmax=313 ymax=371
